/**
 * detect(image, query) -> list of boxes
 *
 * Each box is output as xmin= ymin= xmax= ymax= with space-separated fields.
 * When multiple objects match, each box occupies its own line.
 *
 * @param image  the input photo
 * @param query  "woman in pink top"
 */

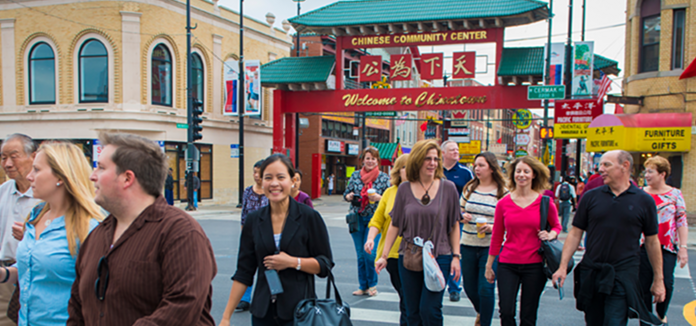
xmin=485 ymin=156 xmax=560 ymax=326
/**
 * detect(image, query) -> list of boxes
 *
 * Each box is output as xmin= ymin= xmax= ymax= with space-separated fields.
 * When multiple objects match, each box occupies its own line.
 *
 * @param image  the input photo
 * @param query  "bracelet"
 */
xmin=296 ymin=258 xmax=301 ymax=271
xmin=681 ymin=245 xmax=688 ymax=249
xmin=1 ymin=267 xmax=9 ymax=283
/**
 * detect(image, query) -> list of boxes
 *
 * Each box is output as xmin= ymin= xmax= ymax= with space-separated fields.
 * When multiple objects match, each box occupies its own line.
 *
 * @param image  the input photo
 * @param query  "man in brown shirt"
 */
xmin=67 ymin=133 xmax=217 ymax=326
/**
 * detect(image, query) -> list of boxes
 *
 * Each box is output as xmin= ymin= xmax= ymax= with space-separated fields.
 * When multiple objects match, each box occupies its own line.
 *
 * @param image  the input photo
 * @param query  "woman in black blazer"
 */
xmin=220 ymin=154 xmax=334 ymax=326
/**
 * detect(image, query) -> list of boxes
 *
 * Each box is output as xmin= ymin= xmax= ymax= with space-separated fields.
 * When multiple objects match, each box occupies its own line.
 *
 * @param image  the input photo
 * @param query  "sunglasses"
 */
xmin=95 ymin=256 xmax=109 ymax=301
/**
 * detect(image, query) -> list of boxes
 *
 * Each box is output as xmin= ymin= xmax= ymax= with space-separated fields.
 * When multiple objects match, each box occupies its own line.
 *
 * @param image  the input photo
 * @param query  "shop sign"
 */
xmin=346 ymin=144 xmax=360 ymax=156
xmin=448 ymin=128 xmax=469 ymax=136
xmin=326 ymin=140 xmax=344 ymax=153
xmin=359 ymin=55 xmax=382 ymax=82
xmin=554 ymin=99 xmax=603 ymax=139
xmin=459 ymin=155 xmax=475 ymax=163
xmin=515 ymin=134 xmax=530 ymax=145
xmin=586 ymin=113 xmax=692 ymax=152
xmin=449 ymin=136 xmax=470 ymax=143
xmin=420 ymin=53 xmax=444 ymax=80
xmin=451 ymin=52 xmax=476 ymax=79
xmin=450 ymin=110 xmax=469 ymax=127
xmin=390 ymin=54 xmax=413 ymax=81
xmin=512 ymin=109 xmax=532 ymax=129
xmin=341 ymin=29 xmax=498 ymax=49
xmin=459 ymin=140 xmax=481 ymax=155
xmin=516 ymin=150 xmax=528 ymax=157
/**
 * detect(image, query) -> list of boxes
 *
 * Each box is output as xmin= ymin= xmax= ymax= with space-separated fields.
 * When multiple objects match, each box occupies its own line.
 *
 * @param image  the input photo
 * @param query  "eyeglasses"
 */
xmin=95 ymin=256 xmax=109 ymax=301
xmin=423 ymin=157 xmax=441 ymax=163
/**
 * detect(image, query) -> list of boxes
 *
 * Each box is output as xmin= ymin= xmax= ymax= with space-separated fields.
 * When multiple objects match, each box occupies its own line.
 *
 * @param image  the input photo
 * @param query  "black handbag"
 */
xmin=538 ymin=195 xmax=574 ymax=279
xmin=294 ymin=270 xmax=352 ymax=326
xmin=345 ymin=212 xmax=359 ymax=234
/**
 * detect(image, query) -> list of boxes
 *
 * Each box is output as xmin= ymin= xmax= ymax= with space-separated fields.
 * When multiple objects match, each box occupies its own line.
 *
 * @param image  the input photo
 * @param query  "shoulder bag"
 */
xmin=294 ymin=270 xmax=352 ymax=326
xmin=538 ymin=195 xmax=574 ymax=279
xmin=402 ymin=179 xmax=444 ymax=272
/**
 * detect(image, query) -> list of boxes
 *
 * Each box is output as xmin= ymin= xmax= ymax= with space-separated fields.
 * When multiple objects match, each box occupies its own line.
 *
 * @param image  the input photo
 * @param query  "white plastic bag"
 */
xmin=422 ymin=240 xmax=446 ymax=292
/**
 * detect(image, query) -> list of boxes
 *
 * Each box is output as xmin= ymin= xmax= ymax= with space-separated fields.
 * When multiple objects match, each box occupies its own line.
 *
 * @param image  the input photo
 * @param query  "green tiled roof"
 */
xmin=261 ymin=56 xmax=335 ymax=84
xmin=497 ymin=47 xmax=620 ymax=76
xmin=371 ymin=142 xmax=401 ymax=161
xmin=290 ymin=0 xmax=548 ymax=28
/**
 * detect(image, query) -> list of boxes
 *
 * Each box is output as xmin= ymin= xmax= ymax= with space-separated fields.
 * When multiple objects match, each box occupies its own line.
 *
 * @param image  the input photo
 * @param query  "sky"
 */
xmin=218 ymin=0 xmax=628 ymax=113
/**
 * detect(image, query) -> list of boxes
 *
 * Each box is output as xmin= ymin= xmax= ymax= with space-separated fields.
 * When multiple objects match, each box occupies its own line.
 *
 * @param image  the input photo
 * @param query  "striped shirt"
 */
xmin=67 ymin=196 xmax=217 ymax=326
xmin=460 ymin=189 xmax=503 ymax=247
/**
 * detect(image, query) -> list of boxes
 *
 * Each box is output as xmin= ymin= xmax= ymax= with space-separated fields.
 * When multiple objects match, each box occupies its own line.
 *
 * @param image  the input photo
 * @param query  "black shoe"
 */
xmin=449 ymin=291 xmax=460 ymax=302
xmin=235 ymin=301 xmax=250 ymax=312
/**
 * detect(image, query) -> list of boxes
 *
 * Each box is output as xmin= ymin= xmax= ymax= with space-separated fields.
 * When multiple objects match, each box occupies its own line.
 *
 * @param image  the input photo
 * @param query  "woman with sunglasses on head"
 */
xmin=220 ymin=154 xmax=333 ymax=326
xmin=0 ymin=142 xmax=103 ymax=326
xmin=485 ymin=156 xmax=560 ymax=326
xmin=459 ymin=152 xmax=508 ymax=326
xmin=376 ymin=140 xmax=461 ymax=326
xmin=344 ymin=147 xmax=390 ymax=297
xmin=364 ymin=153 xmax=409 ymax=326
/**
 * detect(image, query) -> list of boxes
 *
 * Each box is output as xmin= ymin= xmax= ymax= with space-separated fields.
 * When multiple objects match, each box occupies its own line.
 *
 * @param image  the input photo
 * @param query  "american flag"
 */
xmin=595 ymin=71 xmax=612 ymax=104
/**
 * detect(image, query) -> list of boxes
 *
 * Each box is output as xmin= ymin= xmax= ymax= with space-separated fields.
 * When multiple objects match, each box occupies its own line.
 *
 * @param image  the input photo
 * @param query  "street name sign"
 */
xmin=528 ymin=85 xmax=565 ymax=100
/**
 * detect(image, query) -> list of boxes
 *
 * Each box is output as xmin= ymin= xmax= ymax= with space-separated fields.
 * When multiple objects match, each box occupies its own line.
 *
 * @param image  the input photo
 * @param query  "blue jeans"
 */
xmin=559 ymin=201 xmax=571 ymax=232
xmin=165 ymin=189 xmax=174 ymax=205
xmin=194 ymin=190 xmax=199 ymax=208
xmin=328 ymin=189 xmax=333 ymax=195
xmin=241 ymin=286 xmax=252 ymax=303
xmin=446 ymin=224 xmax=463 ymax=294
xmin=461 ymin=245 xmax=497 ymax=326
xmin=398 ymin=254 xmax=452 ymax=326
xmin=350 ymin=216 xmax=380 ymax=290
xmin=583 ymin=278 xmax=628 ymax=325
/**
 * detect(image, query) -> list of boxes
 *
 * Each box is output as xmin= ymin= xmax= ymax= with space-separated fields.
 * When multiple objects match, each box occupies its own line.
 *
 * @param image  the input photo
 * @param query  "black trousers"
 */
xmin=496 ymin=262 xmax=547 ymax=326
xmin=639 ymin=246 xmax=677 ymax=324
xmin=251 ymin=302 xmax=293 ymax=326
xmin=387 ymin=258 xmax=408 ymax=326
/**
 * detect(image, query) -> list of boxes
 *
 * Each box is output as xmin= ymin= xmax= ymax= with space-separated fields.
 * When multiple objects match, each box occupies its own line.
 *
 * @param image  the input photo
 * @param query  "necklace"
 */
xmin=419 ymin=180 xmax=435 ymax=205
xmin=44 ymin=219 xmax=52 ymax=227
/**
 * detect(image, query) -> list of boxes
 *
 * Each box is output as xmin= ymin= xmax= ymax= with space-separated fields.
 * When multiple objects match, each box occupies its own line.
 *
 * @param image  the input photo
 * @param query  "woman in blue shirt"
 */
xmin=0 ymin=142 xmax=103 ymax=326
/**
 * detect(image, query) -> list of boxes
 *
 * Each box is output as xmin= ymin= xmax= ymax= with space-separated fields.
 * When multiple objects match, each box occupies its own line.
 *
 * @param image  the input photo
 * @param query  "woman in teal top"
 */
xmin=0 ymin=142 xmax=103 ymax=326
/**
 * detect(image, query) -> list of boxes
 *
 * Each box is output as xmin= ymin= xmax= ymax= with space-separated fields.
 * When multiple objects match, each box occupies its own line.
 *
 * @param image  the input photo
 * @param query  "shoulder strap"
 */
xmin=540 ymin=195 xmax=550 ymax=231
xmin=428 ymin=179 xmax=445 ymax=241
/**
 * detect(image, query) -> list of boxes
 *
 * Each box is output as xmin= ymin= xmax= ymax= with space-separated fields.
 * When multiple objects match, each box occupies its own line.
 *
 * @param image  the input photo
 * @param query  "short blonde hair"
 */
xmin=390 ymin=154 xmax=409 ymax=186
xmin=644 ymin=155 xmax=671 ymax=178
xmin=507 ymin=156 xmax=550 ymax=193
xmin=406 ymin=140 xmax=444 ymax=182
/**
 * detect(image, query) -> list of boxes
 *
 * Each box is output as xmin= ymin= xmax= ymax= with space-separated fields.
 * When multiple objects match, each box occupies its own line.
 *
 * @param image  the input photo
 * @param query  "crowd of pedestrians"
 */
xmin=0 ymin=132 xmax=688 ymax=326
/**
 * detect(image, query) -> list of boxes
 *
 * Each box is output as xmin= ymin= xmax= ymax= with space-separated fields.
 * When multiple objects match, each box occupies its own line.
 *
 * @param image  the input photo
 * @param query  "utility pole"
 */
xmin=294 ymin=0 xmax=303 ymax=168
xmin=575 ymin=0 xmax=586 ymax=180
xmin=237 ymin=0 xmax=245 ymax=207
xmin=561 ymin=0 xmax=573 ymax=179
xmin=543 ymin=0 xmax=554 ymax=171
xmin=185 ymin=0 xmax=198 ymax=210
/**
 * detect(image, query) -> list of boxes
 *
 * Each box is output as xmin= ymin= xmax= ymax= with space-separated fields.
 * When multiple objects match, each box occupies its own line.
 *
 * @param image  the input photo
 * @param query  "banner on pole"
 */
xmin=223 ymin=59 xmax=239 ymax=116
xmin=571 ymin=41 xmax=594 ymax=98
xmin=544 ymin=43 xmax=566 ymax=85
xmin=244 ymin=60 xmax=262 ymax=116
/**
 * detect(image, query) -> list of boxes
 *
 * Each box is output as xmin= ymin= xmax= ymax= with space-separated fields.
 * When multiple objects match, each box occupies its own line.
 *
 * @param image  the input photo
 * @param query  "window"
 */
xmin=191 ymin=53 xmax=204 ymax=107
xmin=152 ymin=44 xmax=172 ymax=106
xmin=672 ymin=9 xmax=686 ymax=70
xmin=29 ymin=42 xmax=55 ymax=104
xmin=79 ymin=39 xmax=108 ymax=103
xmin=640 ymin=0 xmax=661 ymax=72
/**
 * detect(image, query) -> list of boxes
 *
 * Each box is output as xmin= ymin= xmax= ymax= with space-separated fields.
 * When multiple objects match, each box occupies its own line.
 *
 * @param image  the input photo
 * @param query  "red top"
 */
xmin=489 ymin=194 xmax=561 ymax=264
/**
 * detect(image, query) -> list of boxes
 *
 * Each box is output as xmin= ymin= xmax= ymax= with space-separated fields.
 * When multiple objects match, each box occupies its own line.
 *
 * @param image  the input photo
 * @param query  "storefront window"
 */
xmin=672 ymin=9 xmax=685 ymax=70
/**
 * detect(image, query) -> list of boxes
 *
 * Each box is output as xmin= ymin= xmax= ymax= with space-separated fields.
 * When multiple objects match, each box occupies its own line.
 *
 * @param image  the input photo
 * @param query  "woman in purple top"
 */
xmin=291 ymin=170 xmax=313 ymax=208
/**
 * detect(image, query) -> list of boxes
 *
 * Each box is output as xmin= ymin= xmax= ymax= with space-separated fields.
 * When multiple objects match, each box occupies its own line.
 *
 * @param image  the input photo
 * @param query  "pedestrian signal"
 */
xmin=540 ymin=127 xmax=554 ymax=139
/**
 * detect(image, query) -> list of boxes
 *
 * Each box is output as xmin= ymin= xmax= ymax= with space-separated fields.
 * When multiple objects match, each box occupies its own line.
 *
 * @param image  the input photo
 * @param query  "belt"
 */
xmin=0 ymin=260 xmax=15 ymax=267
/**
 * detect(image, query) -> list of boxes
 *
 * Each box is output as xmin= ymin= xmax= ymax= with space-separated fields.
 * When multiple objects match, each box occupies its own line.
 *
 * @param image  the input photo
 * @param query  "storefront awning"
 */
xmin=586 ymin=113 xmax=692 ymax=153
xmin=371 ymin=142 xmax=403 ymax=165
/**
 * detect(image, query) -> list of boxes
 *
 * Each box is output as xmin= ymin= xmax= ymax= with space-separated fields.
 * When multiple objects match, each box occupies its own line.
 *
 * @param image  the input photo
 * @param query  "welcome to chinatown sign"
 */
xmin=340 ymin=28 xmax=502 ymax=49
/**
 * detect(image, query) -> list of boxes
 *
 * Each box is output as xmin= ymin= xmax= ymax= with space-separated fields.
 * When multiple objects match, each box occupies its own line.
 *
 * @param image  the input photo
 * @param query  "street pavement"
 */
xmin=189 ymin=196 xmax=696 ymax=326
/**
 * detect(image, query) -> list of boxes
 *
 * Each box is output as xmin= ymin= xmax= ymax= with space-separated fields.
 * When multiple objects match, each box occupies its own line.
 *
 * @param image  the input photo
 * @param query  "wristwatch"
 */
xmin=296 ymin=258 xmax=302 ymax=270
xmin=453 ymin=253 xmax=462 ymax=260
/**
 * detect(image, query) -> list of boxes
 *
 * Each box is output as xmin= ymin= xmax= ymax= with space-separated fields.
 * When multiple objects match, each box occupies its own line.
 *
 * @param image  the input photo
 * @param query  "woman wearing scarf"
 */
xmin=344 ymin=147 xmax=390 ymax=296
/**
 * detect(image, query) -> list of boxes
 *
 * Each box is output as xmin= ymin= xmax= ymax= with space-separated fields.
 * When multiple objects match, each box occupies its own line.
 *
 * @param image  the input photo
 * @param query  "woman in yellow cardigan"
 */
xmin=364 ymin=153 xmax=408 ymax=326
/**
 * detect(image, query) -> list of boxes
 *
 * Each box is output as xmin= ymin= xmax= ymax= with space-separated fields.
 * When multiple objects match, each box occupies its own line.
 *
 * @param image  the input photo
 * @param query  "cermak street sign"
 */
xmin=527 ymin=85 xmax=565 ymax=100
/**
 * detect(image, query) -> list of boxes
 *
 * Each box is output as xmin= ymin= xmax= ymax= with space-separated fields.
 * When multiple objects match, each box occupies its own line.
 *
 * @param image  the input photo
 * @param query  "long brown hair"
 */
xmin=406 ymin=140 xmax=444 ymax=182
xmin=31 ymin=142 xmax=104 ymax=255
xmin=506 ymin=156 xmax=550 ymax=193
xmin=463 ymin=152 xmax=507 ymax=200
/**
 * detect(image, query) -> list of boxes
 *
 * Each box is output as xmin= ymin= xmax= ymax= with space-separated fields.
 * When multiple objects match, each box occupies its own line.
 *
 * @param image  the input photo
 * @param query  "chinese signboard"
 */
xmin=554 ymin=99 xmax=603 ymax=139
xmin=341 ymin=29 xmax=499 ymax=49
xmin=420 ymin=53 xmax=443 ymax=80
xmin=459 ymin=140 xmax=481 ymax=155
xmin=359 ymin=55 xmax=382 ymax=82
xmin=571 ymin=41 xmax=594 ymax=98
xmin=587 ymin=113 xmax=692 ymax=152
xmin=452 ymin=52 xmax=476 ymax=79
xmin=390 ymin=54 xmax=413 ymax=81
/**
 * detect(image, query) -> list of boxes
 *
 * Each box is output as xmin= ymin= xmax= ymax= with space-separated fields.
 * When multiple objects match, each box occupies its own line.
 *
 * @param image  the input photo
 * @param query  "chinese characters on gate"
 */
xmin=359 ymin=52 xmax=476 ymax=83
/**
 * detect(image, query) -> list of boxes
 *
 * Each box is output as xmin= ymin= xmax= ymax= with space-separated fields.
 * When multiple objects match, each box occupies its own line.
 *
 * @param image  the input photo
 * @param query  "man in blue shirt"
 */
xmin=441 ymin=140 xmax=474 ymax=302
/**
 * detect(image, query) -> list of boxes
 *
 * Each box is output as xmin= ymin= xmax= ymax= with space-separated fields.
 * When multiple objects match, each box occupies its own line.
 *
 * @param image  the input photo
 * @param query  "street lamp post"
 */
xmin=237 ymin=0 xmax=245 ymax=208
xmin=293 ymin=0 xmax=304 ymax=169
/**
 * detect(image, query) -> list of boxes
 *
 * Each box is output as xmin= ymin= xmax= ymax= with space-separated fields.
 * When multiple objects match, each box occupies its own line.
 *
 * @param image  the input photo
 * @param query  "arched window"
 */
xmin=191 ymin=53 xmax=204 ymax=108
xmin=640 ymin=0 xmax=661 ymax=72
xmin=79 ymin=39 xmax=108 ymax=103
xmin=152 ymin=44 xmax=172 ymax=106
xmin=29 ymin=42 xmax=55 ymax=104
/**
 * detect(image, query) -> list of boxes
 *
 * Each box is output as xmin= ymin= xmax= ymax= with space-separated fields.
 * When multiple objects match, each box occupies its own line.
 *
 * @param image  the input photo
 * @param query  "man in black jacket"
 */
xmin=552 ymin=150 xmax=665 ymax=325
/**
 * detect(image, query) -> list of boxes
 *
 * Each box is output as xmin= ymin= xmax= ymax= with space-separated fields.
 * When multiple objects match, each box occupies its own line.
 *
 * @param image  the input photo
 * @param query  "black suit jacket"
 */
xmin=232 ymin=197 xmax=333 ymax=320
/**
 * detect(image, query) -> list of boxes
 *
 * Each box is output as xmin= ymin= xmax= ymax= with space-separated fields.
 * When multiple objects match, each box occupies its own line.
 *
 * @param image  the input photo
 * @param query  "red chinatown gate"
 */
xmin=267 ymin=0 xmax=551 ymax=198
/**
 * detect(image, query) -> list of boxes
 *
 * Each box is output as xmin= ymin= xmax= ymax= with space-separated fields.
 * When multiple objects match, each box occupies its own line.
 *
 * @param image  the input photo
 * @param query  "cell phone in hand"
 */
xmin=553 ymin=281 xmax=564 ymax=300
xmin=265 ymin=270 xmax=284 ymax=295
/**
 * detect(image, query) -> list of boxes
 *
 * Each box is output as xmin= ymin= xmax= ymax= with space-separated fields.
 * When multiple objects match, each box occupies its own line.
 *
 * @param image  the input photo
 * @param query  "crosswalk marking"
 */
xmin=350 ymin=307 xmax=498 ymax=325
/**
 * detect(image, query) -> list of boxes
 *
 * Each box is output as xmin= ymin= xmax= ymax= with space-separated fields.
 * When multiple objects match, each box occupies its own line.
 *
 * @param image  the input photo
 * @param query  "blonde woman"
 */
xmin=364 ymin=153 xmax=409 ymax=326
xmin=1 ymin=142 xmax=103 ymax=326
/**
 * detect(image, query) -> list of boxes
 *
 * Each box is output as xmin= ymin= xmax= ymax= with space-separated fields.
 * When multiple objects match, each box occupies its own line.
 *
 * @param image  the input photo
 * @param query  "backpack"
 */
xmin=559 ymin=183 xmax=571 ymax=201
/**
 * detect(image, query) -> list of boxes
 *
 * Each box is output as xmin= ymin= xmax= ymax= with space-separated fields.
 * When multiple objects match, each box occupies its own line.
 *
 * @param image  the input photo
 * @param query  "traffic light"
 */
xmin=192 ymin=99 xmax=203 ymax=141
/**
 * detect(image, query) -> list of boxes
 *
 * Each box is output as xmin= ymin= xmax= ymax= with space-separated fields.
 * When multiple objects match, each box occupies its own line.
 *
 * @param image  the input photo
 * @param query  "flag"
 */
xmin=596 ymin=71 xmax=611 ymax=104
xmin=680 ymin=56 xmax=696 ymax=79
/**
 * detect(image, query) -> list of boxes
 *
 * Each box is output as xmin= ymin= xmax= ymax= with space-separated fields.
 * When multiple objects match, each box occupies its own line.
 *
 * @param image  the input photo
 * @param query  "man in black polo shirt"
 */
xmin=552 ymin=150 xmax=665 ymax=325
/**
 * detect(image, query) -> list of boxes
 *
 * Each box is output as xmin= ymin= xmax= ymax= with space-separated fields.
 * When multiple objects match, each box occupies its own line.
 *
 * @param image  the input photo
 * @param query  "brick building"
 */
xmin=0 ymin=0 xmax=292 ymax=204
